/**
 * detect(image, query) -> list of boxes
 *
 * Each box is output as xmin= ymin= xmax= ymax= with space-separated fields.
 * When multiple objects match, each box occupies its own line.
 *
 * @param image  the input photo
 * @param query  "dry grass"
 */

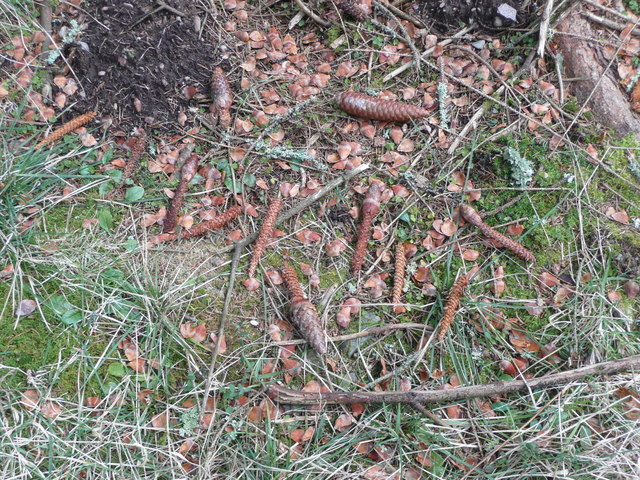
xmin=1 ymin=0 xmax=639 ymax=479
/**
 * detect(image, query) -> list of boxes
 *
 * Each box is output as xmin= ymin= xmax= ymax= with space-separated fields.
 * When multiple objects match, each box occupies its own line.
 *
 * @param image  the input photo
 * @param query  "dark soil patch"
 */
xmin=66 ymin=0 xmax=219 ymax=130
xmin=416 ymin=0 xmax=529 ymax=30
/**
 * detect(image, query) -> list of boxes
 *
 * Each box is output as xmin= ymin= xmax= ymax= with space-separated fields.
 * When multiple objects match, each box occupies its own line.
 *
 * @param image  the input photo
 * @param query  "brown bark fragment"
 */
xmin=556 ymin=13 xmax=640 ymax=135
xmin=210 ymin=67 xmax=233 ymax=129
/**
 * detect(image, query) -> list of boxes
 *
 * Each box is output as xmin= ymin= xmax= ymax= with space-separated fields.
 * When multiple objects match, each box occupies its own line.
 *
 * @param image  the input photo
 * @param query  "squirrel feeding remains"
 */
xmin=352 ymin=181 xmax=383 ymax=274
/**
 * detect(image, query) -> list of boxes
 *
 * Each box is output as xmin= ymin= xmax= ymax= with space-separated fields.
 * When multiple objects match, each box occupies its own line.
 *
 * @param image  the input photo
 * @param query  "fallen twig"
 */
xmin=201 ymin=242 xmax=242 ymax=412
xmin=294 ymin=0 xmax=330 ymax=27
xmin=268 ymin=354 xmax=640 ymax=405
xmin=271 ymin=322 xmax=430 ymax=347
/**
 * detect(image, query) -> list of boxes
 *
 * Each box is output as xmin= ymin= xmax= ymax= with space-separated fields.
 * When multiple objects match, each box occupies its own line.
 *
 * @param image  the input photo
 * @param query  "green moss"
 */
xmin=0 ymin=282 xmax=104 ymax=395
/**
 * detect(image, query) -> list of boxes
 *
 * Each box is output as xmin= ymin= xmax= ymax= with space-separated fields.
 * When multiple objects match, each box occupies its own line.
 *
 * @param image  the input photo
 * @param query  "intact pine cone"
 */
xmin=248 ymin=197 xmax=283 ymax=278
xmin=35 ymin=111 xmax=96 ymax=149
xmin=336 ymin=92 xmax=429 ymax=123
xmin=437 ymin=274 xmax=469 ymax=341
xmin=352 ymin=181 xmax=383 ymax=274
xmin=336 ymin=0 xmax=370 ymax=21
xmin=164 ymin=155 xmax=199 ymax=233
xmin=282 ymin=265 xmax=327 ymax=355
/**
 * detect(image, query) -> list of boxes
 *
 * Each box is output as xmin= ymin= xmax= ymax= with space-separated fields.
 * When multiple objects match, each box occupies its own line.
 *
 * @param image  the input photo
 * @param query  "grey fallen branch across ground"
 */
xmin=268 ymin=354 xmax=640 ymax=406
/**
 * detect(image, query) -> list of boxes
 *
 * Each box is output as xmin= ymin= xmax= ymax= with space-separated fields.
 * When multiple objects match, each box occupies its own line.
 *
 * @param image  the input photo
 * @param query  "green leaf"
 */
xmin=98 ymin=207 xmax=113 ymax=231
xmin=398 ymin=212 xmax=411 ymax=224
xmin=60 ymin=309 xmax=83 ymax=325
xmin=123 ymin=238 xmax=139 ymax=252
xmin=242 ymin=173 xmax=256 ymax=188
xmin=107 ymin=362 xmax=128 ymax=377
xmin=125 ymin=186 xmax=144 ymax=202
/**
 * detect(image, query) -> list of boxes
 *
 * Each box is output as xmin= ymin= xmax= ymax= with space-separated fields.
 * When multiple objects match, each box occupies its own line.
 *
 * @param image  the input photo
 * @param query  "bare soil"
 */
xmin=65 ymin=0 xmax=219 ymax=130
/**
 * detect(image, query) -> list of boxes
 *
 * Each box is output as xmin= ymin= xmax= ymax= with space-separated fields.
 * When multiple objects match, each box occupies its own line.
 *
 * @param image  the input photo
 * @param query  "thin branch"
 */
xmin=294 ymin=0 xmax=330 ymax=27
xmin=271 ymin=322 xmax=430 ymax=347
xmin=268 ymin=354 xmax=640 ymax=405
xmin=201 ymin=242 xmax=242 ymax=412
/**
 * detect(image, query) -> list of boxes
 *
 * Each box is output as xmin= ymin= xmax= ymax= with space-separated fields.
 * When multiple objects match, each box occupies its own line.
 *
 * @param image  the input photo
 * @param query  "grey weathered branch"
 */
xmin=268 ymin=354 xmax=640 ymax=405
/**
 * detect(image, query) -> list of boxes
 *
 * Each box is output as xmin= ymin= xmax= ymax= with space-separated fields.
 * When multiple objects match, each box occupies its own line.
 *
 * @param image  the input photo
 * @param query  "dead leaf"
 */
xmin=20 ymin=390 xmax=40 ymax=411
xmin=334 ymin=413 xmax=354 ymax=432
xmin=151 ymin=411 xmax=170 ymax=428
xmin=15 ymin=299 xmax=37 ymax=317
xmin=41 ymin=401 xmax=62 ymax=419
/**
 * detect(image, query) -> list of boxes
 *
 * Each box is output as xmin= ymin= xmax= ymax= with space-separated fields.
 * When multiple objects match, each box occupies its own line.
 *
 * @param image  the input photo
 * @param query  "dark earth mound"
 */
xmin=66 ymin=0 xmax=219 ymax=130
xmin=418 ymin=0 xmax=530 ymax=30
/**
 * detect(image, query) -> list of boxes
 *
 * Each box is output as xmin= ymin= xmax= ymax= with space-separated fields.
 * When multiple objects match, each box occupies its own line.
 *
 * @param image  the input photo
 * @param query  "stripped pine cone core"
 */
xmin=352 ymin=181 xmax=383 ymax=274
xmin=336 ymin=0 xmax=370 ymax=21
xmin=437 ymin=274 xmax=469 ymax=341
xmin=164 ymin=155 xmax=200 ymax=233
xmin=248 ymin=197 xmax=284 ymax=278
xmin=150 ymin=205 xmax=242 ymax=245
xmin=336 ymin=92 xmax=429 ymax=123
xmin=460 ymin=205 xmax=536 ymax=263
xmin=118 ymin=131 xmax=146 ymax=190
xmin=35 ymin=112 xmax=97 ymax=149
xmin=392 ymin=242 xmax=406 ymax=314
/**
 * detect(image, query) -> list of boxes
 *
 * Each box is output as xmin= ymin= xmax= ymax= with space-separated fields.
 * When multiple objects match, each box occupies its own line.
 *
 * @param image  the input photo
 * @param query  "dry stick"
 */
xmin=374 ymin=0 xmax=425 ymax=28
xmin=582 ymin=11 xmax=640 ymax=36
xmin=294 ymin=0 xmax=330 ymax=27
xmin=372 ymin=0 xmax=421 ymax=73
xmin=271 ymin=322 xmax=430 ymax=347
xmin=201 ymin=242 xmax=242 ymax=413
xmin=268 ymin=354 xmax=640 ymax=405
xmin=35 ymin=111 xmax=96 ymax=149
xmin=216 ymin=163 xmax=370 ymax=255
xmin=537 ymin=0 xmax=554 ymax=57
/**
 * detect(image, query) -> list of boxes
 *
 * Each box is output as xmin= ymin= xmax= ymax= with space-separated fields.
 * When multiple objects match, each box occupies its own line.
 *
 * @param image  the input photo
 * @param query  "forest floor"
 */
xmin=1 ymin=0 xmax=640 ymax=479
